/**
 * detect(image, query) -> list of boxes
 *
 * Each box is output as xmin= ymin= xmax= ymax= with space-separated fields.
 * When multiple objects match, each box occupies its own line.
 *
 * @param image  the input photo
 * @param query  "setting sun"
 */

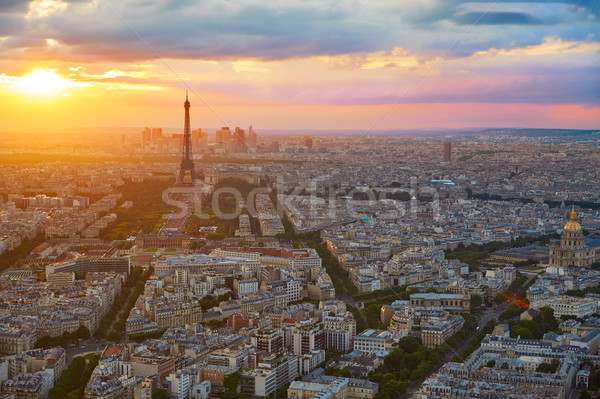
xmin=16 ymin=69 xmax=73 ymax=96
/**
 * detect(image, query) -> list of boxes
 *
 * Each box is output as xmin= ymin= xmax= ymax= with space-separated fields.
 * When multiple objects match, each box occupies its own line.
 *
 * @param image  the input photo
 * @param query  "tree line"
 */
xmin=99 ymin=178 xmax=175 ymax=241
xmin=48 ymin=353 xmax=99 ymax=399
xmin=35 ymin=325 xmax=90 ymax=349
xmin=94 ymin=266 xmax=153 ymax=341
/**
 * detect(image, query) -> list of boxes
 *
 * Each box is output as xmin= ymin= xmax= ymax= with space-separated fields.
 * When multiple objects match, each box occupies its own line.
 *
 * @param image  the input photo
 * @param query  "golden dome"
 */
xmin=563 ymin=205 xmax=582 ymax=232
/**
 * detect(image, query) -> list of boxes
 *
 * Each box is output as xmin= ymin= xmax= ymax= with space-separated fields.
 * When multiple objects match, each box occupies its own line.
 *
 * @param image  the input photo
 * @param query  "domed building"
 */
xmin=549 ymin=206 xmax=595 ymax=268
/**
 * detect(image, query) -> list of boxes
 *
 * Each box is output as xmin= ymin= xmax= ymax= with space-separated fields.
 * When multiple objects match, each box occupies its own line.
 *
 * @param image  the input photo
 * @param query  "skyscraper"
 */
xmin=247 ymin=125 xmax=257 ymax=150
xmin=177 ymin=92 xmax=196 ymax=185
xmin=141 ymin=127 xmax=151 ymax=146
xmin=151 ymin=128 xmax=162 ymax=143
xmin=443 ymin=141 xmax=451 ymax=162
xmin=216 ymin=127 xmax=231 ymax=145
xmin=235 ymin=127 xmax=246 ymax=153
xmin=192 ymin=128 xmax=207 ymax=151
xmin=303 ymin=135 xmax=313 ymax=151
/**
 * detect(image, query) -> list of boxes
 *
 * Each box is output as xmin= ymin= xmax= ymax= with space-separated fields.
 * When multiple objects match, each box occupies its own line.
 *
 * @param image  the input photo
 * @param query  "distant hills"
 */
xmin=477 ymin=128 xmax=600 ymax=137
xmin=0 ymin=127 xmax=597 ymax=137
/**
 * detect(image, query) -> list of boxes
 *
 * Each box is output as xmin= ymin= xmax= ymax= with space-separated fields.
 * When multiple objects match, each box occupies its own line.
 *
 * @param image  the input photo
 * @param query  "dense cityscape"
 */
xmin=1 ymin=0 xmax=599 ymax=398
xmin=0 ymin=106 xmax=599 ymax=399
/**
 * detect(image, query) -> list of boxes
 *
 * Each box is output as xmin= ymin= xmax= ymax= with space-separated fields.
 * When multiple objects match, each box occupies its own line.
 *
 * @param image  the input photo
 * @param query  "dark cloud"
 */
xmin=7 ymin=1 xmax=389 ymax=62
xmin=0 ymin=0 xmax=29 ymax=12
xmin=0 ymin=15 xmax=25 ymax=36
xmin=0 ymin=0 xmax=597 ymax=63
xmin=452 ymin=12 xmax=543 ymax=25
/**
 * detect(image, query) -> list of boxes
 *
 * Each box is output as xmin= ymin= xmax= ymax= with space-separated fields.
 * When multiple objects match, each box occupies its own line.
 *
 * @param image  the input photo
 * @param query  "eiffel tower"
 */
xmin=177 ymin=91 xmax=196 ymax=185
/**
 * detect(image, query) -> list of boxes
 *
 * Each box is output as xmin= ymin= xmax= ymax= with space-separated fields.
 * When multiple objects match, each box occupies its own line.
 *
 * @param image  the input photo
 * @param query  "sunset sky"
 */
xmin=0 ymin=0 xmax=598 ymax=132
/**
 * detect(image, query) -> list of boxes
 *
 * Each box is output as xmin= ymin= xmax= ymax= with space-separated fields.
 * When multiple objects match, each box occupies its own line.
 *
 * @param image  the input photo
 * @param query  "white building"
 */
xmin=287 ymin=279 xmax=302 ymax=303
xmin=353 ymin=329 xmax=394 ymax=353
xmin=190 ymin=380 xmax=211 ymax=399
xmin=234 ymin=279 xmax=259 ymax=297
xmin=241 ymin=368 xmax=277 ymax=398
xmin=323 ymin=311 xmax=356 ymax=352
xmin=298 ymin=350 xmax=326 ymax=376
xmin=166 ymin=369 xmax=192 ymax=399
xmin=532 ymin=295 xmax=597 ymax=318
xmin=292 ymin=319 xmax=324 ymax=356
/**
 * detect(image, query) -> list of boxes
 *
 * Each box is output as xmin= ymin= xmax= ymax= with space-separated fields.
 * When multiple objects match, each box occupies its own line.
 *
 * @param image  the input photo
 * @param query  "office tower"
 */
xmin=303 ymin=135 xmax=313 ymax=151
xmin=192 ymin=128 xmax=207 ymax=151
xmin=141 ymin=127 xmax=151 ymax=146
xmin=443 ymin=141 xmax=451 ymax=162
xmin=248 ymin=125 xmax=258 ymax=150
xmin=151 ymin=128 xmax=162 ymax=143
xmin=216 ymin=127 xmax=231 ymax=144
xmin=172 ymin=133 xmax=184 ymax=150
xmin=235 ymin=127 xmax=246 ymax=153
xmin=177 ymin=92 xmax=196 ymax=185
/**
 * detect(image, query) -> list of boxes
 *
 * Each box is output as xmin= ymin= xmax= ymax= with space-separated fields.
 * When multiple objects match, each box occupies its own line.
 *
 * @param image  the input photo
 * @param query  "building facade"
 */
xmin=549 ymin=207 xmax=596 ymax=268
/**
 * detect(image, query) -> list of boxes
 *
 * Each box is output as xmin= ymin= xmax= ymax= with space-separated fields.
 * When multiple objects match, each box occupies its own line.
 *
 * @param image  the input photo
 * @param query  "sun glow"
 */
xmin=16 ymin=69 xmax=74 ymax=96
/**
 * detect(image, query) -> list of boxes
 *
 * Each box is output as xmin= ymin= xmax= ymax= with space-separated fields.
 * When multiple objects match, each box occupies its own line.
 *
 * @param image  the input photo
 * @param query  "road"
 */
xmin=65 ymin=342 xmax=106 ymax=365
xmin=401 ymin=271 xmax=535 ymax=398
xmin=400 ymin=303 xmax=507 ymax=398
xmin=341 ymin=292 xmax=358 ymax=307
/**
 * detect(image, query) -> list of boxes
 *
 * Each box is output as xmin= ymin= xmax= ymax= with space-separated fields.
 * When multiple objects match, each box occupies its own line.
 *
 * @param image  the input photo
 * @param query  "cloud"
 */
xmin=0 ymin=15 xmax=25 ymax=36
xmin=0 ymin=0 xmax=598 ymax=110
xmin=0 ymin=0 xmax=30 ymax=12
xmin=0 ymin=0 xmax=596 ymax=63
xmin=452 ymin=11 xmax=543 ymax=25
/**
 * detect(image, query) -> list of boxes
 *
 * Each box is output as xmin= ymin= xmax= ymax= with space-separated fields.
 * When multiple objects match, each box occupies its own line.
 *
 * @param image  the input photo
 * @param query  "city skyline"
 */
xmin=0 ymin=0 xmax=598 ymax=132
xmin=1 ymin=2 xmax=600 ymax=397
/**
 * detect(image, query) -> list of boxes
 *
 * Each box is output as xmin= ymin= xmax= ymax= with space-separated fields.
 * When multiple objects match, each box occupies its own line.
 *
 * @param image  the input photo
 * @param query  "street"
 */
xmin=401 ymin=271 xmax=535 ymax=398
xmin=65 ymin=342 xmax=106 ymax=365
xmin=400 ymin=302 xmax=508 ymax=398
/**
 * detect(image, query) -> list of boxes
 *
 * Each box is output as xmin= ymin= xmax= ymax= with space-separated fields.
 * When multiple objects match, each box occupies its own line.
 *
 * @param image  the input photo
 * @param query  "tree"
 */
xmin=218 ymin=371 xmax=250 ymax=399
xmin=486 ymin=360 xmax=496 ymax=368
xmin=536 ymin=359 xmax=559 ymax=373
xmin=470 ymin=294 xmax=483 ymax=312
xmin=397 ymin=336 xmax=422 ymax=354
xmin=74 ymin=325 xmax=90 ymax=340
xmin=380 ymin=373 xmax=396 ymax=385
xmin=365 ymin=303 xmax=384 ymax=329
xmin=276 ymin=385 xmax=289 ymax=399
xmin=537 ymin=306 xmax=559 ymax=330
xmin=500 ymin=362 xmax=509 ymax=369
xmin=200 ymin=295 xmax=218 ymax=311
xmin=107 ymin=330 xmax=121 ymax=342
xmin=324 ymin=366 xmax=351 ymax=378
xmin=375 ymin=380 xmax=408 ymax=399
xmin=155 ymin=389 xmax=170 ymax=399
xmin=223 ymin=371 xmax=240 ymax=392
xmin=48 ymin=354 xmax=99 ymax=399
